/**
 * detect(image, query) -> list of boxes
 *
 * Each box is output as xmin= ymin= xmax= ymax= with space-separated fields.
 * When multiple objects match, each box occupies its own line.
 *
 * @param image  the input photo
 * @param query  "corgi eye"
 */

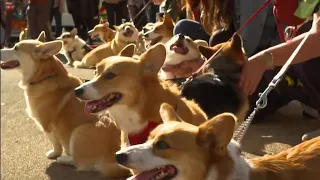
xmin=94 ymin=70 xmax=97 ymax=75
xmin=155 ymin=140 xmax=170 ymax=150
xmin=14 ymin=46 xmax=19 ymax=51
xmin=104 ymin=72 xmax=116 ymax=79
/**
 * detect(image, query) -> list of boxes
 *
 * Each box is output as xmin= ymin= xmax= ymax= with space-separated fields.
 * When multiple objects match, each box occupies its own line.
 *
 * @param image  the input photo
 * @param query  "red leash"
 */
xmin=190 ymin=0 xmax=272 ymax=78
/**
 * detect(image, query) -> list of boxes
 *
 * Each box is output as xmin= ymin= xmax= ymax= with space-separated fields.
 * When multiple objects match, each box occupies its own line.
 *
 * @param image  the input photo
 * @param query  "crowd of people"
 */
xmin=1 ymin=0 xmax=320 ymax=125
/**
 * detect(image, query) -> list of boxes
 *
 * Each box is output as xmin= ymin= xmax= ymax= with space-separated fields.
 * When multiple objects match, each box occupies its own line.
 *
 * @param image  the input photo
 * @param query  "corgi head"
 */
xmin=88 ymin=22 xmax=115 ymax=42
xmin=74 ymin=43 xmax=167 ymax=134
xmin=143 ymin=13 xmax=175 ymax=47
xmin=160 ymin=34 xmax=208 ymax=79
xmin=57 ymin=28 xmax=84 ymax=52
xmin=115 ymin=103 xmax=239 ymax=180
xmin=0 ymin=31 xmax=65 ymax=84
xmin=114 ymin=22 xmax=139 ymax=43
xmin=198 ymin=33 xmax=246 ymax=82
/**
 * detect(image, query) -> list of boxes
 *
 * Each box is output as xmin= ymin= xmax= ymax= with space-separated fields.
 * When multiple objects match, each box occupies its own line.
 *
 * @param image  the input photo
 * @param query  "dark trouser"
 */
xmin=26 ymin=3 xmax=52 ymax=41
xmin=102 ymin=2 xmax=124 ymax=29
xmin=173 ymin=19 xmax=210 ymax=42
xmin=4 ymin=11 xmax=13 ymax=46
xmin=50 ymin=7 xmax=62 ymax=38
xmin=128 ymin=4 xmax=148 ymax=30
xmin=70 ymin=12 xmax=99 ymax=43
xmin=144 ymin=0 xmax=159 ymax=23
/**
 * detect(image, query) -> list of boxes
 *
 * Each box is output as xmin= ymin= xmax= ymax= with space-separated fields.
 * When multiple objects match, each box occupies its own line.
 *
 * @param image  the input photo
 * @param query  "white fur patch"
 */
xmin=117 ymin=141 xmax=171 ymax=171
xmin=78 ymin=79 xmax=103 ymax=100
xmin=107 ymin=104 xmax=143 ymax=134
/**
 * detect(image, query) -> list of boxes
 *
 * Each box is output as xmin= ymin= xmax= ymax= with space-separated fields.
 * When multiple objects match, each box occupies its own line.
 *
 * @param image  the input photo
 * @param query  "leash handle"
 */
xmin=130 ymin=1 xmax=153 ymax=23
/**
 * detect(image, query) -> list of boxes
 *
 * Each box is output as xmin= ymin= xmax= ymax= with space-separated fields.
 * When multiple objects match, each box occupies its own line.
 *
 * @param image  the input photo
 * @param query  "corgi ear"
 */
xmin=196 ymin=113 xmax=236 ymax=156
xmin=163 ymin=12 xmax=175 ymax=28
xmin=230 ymin=33 xmax=243 ymax=53
xmin=35 ymin=40 xmax=63 ymax=58
xmin=194 ymin=40 xmax=208 ymax=47
xmin=156 ymin=13 xmax=163 ymax=22
xmin=37 ymin=31 xmax=46 ymax=42
xmin=119 ymin=44 xmax=136 ymax=57
xmin=159 ymin=103 xmax=182 ymax=123
xmin=140 ymin=43 xmax=166 ymax=75
xmin=103 ymin=22 xmax=110 ymax=28
xmin=70 ymin=28 xmax=78 ymax=37
xmin=198 ymin=45 xmax=220 ymax=59
xmin=114 ymin=25 xmax=120 ymax=31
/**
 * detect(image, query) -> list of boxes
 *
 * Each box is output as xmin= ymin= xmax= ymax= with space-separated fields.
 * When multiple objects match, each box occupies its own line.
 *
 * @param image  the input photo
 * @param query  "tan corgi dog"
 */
xmin=143 ymin=13 xmax=175 ymax=49
xmin=74 ymin=22 xmax=139 ymax=69
xmin=0 ymin=32 xmax=129 ymax=178
xmin=88 ymin=22 xmax=116 ymax=43
xmin=73 ymin=44 xmax=207 ymax=150
xmin=116 ymin=103 xmax=320 ymax=180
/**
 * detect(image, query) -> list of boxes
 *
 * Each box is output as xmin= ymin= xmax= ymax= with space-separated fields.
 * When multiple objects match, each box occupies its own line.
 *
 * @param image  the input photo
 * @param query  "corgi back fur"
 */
xmin=0 ymin=32 xmax=129 ymax=177
xmin=181 ymin=33 xmax=249 ymax=125
xmin=143 ymin=13 xmax=175 ymax=48
xmin=74 ymin=22 xmax=139 ymax=69
xmin=88 ymin=22 xmax=116 ymax=43
xmin=57 ymin=28 xmax=93 ymax=66
xmin=117 ymin=103 xmax=320 ymax=180
xmin=74 ymin=43 xmax=207 ymax=148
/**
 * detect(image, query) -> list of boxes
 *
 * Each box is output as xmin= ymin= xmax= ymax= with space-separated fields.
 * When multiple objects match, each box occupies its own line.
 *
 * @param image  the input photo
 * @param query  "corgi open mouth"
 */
xmin=123 ymin=29 xmax=134 ymax=37
xmin=85 ymin=92 xmax=122 ymax=114
xmin=127 ymin=165 xmax=178 ymax=180
xmin=170 ymin=40 xmax=188 ymax=55
xmin=90 ymin=33 xmax=99 ymax=40
xmin=0 ymin=60 xmax=20 ymax=69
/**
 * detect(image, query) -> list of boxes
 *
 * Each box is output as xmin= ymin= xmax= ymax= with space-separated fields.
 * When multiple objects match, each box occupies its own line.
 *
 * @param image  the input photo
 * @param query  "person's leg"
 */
xmin=4 ymin=10 xmax=13 ymax=46
xmin=26 ymin=3 xmax=39 ymax=39
xmin=54 ymin=8 xmax=62 ymax=37
xmin=173 ymin=19 xmax=210 ymax=42
xmin=37 ymin=3 xmax=53 ymax=41
xmin=113 ymin=3 xmax=123 ymax=26
xmin=103 ymin=2 xmax=116 ymax=29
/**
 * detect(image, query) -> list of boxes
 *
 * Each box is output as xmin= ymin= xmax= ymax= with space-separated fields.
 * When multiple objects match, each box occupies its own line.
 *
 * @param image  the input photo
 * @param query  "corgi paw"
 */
xmin=56 ymin=156 xmax=75 ymax=166
xmin=46 ymin=149 xmax=62 ymax=159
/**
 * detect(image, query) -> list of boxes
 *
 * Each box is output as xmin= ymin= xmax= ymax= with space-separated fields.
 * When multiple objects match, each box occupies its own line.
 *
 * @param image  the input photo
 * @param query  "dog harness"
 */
xmin=128 ymin=121 xmax=161 ymax=145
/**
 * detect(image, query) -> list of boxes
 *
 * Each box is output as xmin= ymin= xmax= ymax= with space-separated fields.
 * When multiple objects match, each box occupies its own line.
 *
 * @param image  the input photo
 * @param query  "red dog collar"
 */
xmin=128 ymin=121 xmax=161 ymax=145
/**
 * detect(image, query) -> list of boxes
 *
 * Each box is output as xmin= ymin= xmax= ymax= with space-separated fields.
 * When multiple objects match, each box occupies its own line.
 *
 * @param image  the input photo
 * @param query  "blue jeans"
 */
xmin=173 ymin=19 xmax=210 ymax=42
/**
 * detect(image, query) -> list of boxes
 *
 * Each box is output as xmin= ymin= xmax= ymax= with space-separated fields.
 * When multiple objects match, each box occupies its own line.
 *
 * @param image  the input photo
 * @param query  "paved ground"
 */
xmin=1 ymin=65 xmax=320 ymax=180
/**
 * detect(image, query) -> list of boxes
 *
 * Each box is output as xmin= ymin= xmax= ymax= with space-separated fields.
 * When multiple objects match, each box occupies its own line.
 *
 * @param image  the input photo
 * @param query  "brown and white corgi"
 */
xmin=73 ymin=43 xmax=207 ymax=149
xmin=143 ymin=13 xmax=175 ymax=49
xmin=74 ymin=22 xmax=139 ymax=69
xmin=161 ymin=34 xmax=208 ymax=81
xmin=57 ymin=28 xmax=93 ymax=66
xmin=88 ymin=22 xmax=116 ymax=43
xmin=0 ymin=32 xmax=129 ymax=178
xmin=116 ymin=103 xmax=320 ymax=180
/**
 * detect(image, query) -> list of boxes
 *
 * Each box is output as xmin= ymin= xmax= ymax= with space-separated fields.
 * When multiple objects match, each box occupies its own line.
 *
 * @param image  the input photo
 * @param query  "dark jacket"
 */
xmin=66 ymin=0 xmax=99 ymax=18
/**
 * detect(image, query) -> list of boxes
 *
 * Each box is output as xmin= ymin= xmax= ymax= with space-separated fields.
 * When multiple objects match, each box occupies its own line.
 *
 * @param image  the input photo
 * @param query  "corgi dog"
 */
xmin=73 ymin=22 xmax=139 ymax=69
xmin=0 ymin=32 xmax=129 ymax=178
xmin=116 ymin=103 xmax=320 ymax=180
xmin=73 ymin=43 xmax=207 ymax=149
xmin=19 ymin=27 xmax=28 ymax=41
xmin=180 ymin=33 xmax=249 ymax=124
xmin=143 ymin=13 xmax=175 ymax=49
xmin=57 ymin=28 xmax=93 ymax=66
xmin=161 ymin=34 xmax=208 ymax=82
xmin=88 ymin=22 xmax=116 ymax=43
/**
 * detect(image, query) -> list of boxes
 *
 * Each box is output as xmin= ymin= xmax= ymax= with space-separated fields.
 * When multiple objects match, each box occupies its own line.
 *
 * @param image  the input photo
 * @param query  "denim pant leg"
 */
xmin=173 ymin=19 xmax=210 ymax=42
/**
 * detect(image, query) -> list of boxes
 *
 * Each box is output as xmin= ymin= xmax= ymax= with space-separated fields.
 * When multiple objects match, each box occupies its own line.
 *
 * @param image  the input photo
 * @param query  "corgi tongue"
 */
xmin=172 ymin=46 xmax=184 ymax=54
xmin=127 ymin=169 xmax=161 ymax=180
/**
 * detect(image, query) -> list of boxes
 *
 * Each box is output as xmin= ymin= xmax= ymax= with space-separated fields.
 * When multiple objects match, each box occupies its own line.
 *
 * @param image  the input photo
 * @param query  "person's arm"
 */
xmin=256 ymin=13 xmax=320 ymax=68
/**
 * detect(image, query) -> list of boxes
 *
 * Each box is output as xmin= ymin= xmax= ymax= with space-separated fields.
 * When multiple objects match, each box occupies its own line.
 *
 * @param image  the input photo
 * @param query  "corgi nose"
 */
xmin=178 ymin=34 xmax=185 ymax=40
xmin=115 ymin=152 xmax=128 ymax=165
xmin=74 ymin=87 xmax=84 ymax=97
